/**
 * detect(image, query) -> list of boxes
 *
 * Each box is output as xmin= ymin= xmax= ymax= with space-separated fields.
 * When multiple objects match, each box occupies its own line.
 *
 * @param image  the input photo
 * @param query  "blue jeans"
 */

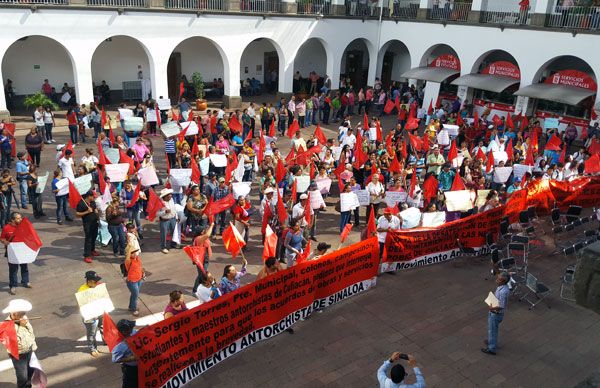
xmin=68 ymin=125 xmax=78 ymax=144
xmin=9 ymin=263 xmax=29 ymax=288
xmin=305 ymin=110 xmax=312 ymax=126
xmin=340 ymin=211 xmax=351 ymax=232
xmin=84 ymin=316 xmax=103 ymax=352
xmin=487 ymin=311 xmax=504 ymax=352
xmin=126 ymin=280 xmax=143 ymax=311
xmin=55 ymin=194 xmax=70 ymax=222
xmin=108 ymin=224 xmax=126 ymax=255
xmin=18 ymin=179 xmax=27 ymax=208
xmin=159 ymin=218 xmax=176 ymax=249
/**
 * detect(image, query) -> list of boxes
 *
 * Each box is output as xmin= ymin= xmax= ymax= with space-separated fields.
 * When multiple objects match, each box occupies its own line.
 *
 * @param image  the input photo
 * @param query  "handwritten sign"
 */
xmin=493 ymin=167 xmax=513 ymax=183
xmin=55 ymin=177 xmax=69 ymax=196
xmin=340 ymin=192 xmax=360 ymax=212
xmin=104 ymin=148 xmax=120 ymax=165
xmin=443 ymin=124 xmax=459 ymax=136
xmin=73 ymin=173 xmax=93 ymax=195
xmin=138 ymin=167 xmax=159 ymax=187
xmin=513 ymin=164 xmax=532 ymax=180
xmin=157 ymin=99 xmax=171 ymax=110
xmin=209 ymin=154 xmax=227 ymax=168
xmin=294 ymin=175 xmax=311 ymax=193
xmin=105 ymin=163 xmax=130 ymax=183
xmin=35 ymin=172 xmax=49 ymax=194
xmin=170 ymin=169 xmax=192 ymax=188
xmin=315 ymin=178 xmax=332 ymax=194
xmin=161 ymin=121 xmax=180 ymax=138
xmin=421 ymin=211 xmax=446 ymax=227
xmin=476 ymin=190 xmax=491 ymax=208
xmin=146 ymin=109 xmax=157 ymax=122
xmin=309 ymin=190 xmax=326 ymax=210
xmin=75 ymin=283 xmax=115 ymax=321
xmin=355 ymin=189 xmax=370 ymax=206
xmin=232 ymin=182 xmax=251 ymax=199
xmin=493 ymin=151 xmax=508 ymax=165
xmin=199 ymin=158 xmax=210 ymax=176
xmin=444 ymin=190 xmax=473 ymax=212
xmin=384 ymin=191 xmax=408 ymax=207
xmin=544 ymin=117 xmax=559 ymax=130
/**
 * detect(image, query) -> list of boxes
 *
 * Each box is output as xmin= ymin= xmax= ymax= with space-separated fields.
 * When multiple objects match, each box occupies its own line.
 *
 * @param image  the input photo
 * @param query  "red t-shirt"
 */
xmin=0 ymin=223 xmax=17 ymax=243
xmin=232 ymin=203 xmax=250 ymax=222
xmin=67 ymin=112 xmax=78 ymax=126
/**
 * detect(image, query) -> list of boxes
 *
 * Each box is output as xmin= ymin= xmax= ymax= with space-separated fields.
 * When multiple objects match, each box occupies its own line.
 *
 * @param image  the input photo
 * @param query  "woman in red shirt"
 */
xmin=67 ymin=106 xmax=79 ymax=144
xmin=232 ymin=196 xmax=251 ymax=245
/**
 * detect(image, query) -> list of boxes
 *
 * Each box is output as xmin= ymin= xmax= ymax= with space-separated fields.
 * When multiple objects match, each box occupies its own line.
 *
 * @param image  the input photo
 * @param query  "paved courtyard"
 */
xmin=0 ymin=103 xmax=599 ymax=387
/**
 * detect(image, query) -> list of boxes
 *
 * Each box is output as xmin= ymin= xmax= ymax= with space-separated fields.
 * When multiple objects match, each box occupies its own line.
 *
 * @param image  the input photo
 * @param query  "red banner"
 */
xmin=429 ymin=54 xmax=460 ymax=71
xmin=481 ymin=61 xmax=520 ymax=80
xmin=129 ymin=238 xmax=380 ymax=387
xmin=544 ymin=69 xmax=597 ymax=91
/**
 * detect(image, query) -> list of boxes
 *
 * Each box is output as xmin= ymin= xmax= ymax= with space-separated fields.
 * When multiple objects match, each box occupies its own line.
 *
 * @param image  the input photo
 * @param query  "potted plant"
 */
xmin=192 ymin=72 xmax=207 ymax=111
xmin=23 ymin=92 xmax=58 ymax=111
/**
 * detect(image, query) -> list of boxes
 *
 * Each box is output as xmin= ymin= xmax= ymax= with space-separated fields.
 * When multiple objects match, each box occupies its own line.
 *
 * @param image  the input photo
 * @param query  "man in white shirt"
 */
xmin=216 ymin=105 xmax=225 ymax=120
xmin=292 ymin=193 xmax=313 ymax=229
xmin=292 ymin=131 xmax=307 ymax=152
xmin=341 ymin=128 xmax=357 ymax=150
xmin=58 ymin=149 xmax=75 ymax=182
xmin=260 ymin=187 xmax=277 ymax=217
xmin=377 ymin=352 xmax=426 ymax=388
xmin=34 ymin=106 xmax=46 ymax=140
xmin=377 ymin=207 xmax=401 ymax=259
xmin=287 ymin=95 xmax=296 ymax=126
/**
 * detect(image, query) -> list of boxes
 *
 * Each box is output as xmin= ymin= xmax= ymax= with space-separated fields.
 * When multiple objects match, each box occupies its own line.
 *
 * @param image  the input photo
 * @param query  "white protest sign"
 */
xmin=146 ymin=108 xmax=157 ymax=122
xmin=294 ymin=175 xmax=311 ymax=193
xmin=97 ymin=220 xmax=112 ymax=246
xmin=104 ymin=163 xmax=130 ymax=183
xmin=315 ymin=178 xmax=332 ymax=194
xmin=137 ymin=167 xmax=159 ymax=187
xmin=332 ymin=146 xmax=342 ymax=161
xmin=493 ymin=151 xmax=508 ymax=165
xmin=340 ymin=192 xmax=360 ymax=212
xmin=385 ymin=191 xmax=408 ymax=207
xmin=161 ymin=121 xmax=180 ymax=138
xmin=104 ymin=148 xmax=121 ymax=165
xmin=35 ymin=172 xmax=49 ymax=194
xmin=73 ymin=174 xmax=93 ymax=195
xmin=118 ymin=108 xmax=134 ymax=119
xmin=355 ymin=189 xmax=370 ymax=206
xmin=400 ymin=207 xmax=421 ymax=229
xmin=444 ymin=190 xmax=473 ymax=212
xmin=61 ymin=92 xmax=71 ymax=104
xmin=233 ymin=158 xmax=245 ymax=182
xmin=232 ymin=182 xmax=251 ymax=199
xmin=75 ymin=283 xmax=115 ymax=321
xmin=443 ymin=124 xmax=459 ymax=137
xmin=421 ymin=211 xmax=446 ymax=227
xmin=199 ymin=158 xmax=210 ymax=176
xmin=170 ymin=169 xmax=192 ymax=188
xmin=513 ymin=164 xmax=532 ymax=180
xmin=55 ymin=177 xmax=69 ymax=196
xmin=493 ymin=167 xmax=513 ymax=183
xmin=209 ymin=154 xmax=227 ymax=168
xmin=181 ymin=121 xmax=199 ymax=136
xmin=309 ymin=190 xmax=326 ymax=210
xmin=452 ymin=155 xmax=464 ymax=169
xmin=123 ymin=117 xmax=143 ymax=133
xmin=476 ymin=190 xmax=491 ymax=208
xmin=157 ymin=98 xmax=171 ymax=110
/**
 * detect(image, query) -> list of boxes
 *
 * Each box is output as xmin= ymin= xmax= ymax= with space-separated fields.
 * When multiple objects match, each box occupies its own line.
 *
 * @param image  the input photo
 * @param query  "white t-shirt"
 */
xmin=292 ymin=202 xmax=313 ymax=227
xmin=58 ymin=157 xmax=75 ymax=182
xmin=376 ymin=215 xmax=401 ymax=243
xmin=342 ymin=134 xmax=356 ymax=149
xmin=367 ymin=181 xmax=385 ymax=204
xmin=195 ymin=284 xmax=217 ymax=303
xmin=34 ymin=111 xmax=44 ymax=126
xmin=43 ymin=111 xmax=53 ymax=124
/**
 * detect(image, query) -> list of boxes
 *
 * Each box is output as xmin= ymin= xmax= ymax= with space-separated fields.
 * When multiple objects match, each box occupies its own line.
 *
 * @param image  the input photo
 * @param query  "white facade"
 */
xmin=1 ymin=7 xmax=599 ymax=115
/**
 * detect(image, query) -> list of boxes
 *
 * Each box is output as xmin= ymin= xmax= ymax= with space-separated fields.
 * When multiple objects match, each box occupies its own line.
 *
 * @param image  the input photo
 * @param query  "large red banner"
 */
xmin=129 ymin=238 xmax=380 ymax=387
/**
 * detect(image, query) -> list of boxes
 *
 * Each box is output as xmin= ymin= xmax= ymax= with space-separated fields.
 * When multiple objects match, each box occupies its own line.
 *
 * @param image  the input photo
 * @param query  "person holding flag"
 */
xmin=191 ymin=222 xmax=214 ymax=293
xmin=1 ymin=212 xmax=30 ymax=295
xmin=220 ymin=257 xmax=248 ymax=296
xmin=111 ymin=319 xmax=138 ymax=388
xmin=2 ymin=298 xmax=38 ymax=388
xmin=77 ymin=271 xmax=104 ymax=357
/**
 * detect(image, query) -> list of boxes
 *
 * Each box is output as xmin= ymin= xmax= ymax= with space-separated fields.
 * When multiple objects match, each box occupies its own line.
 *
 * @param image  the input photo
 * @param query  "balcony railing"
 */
xmin=427 ymin=1 xmax=471 ymax=22
xmin=387 ymin=0 xmax=419 ymax=19
xmin=546 ymin=5 xmax=600 ymax=30
xmin=480 ymin=0 xmax=534 ymax=25
xmin=87 ymin=0 xmax=147 ymax=6
xmin=0 ymin=0 xmax=68 ymax=4
xmin=165 ymin=0 xmax=226 ymax=10
xmin=240 ymin=0 xmax=281 ymax=12
xmin=344 ymin=0 xmax=379 ymax=17
xmin=297 ymin=0 xmax=330 ymax=15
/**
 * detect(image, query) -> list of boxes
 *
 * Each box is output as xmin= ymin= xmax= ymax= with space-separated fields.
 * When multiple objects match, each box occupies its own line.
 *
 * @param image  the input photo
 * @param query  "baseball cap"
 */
xmin=116 ymin=319 xmax=136 ymax=334
xmin=84 ymin=271 xmax=102 ymax=282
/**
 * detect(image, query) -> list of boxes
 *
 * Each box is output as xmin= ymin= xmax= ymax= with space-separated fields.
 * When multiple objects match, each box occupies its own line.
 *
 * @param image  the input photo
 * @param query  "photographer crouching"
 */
xmin=377 ymin=352 xmax=425 ymax=387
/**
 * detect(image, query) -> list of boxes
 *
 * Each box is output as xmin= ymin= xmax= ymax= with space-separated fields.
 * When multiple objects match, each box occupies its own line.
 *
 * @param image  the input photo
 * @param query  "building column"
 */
xmin=72 ymin=51 xmax=95 ymax=106
xmin=468 ymin=0 xmax=483 ymax=23
xmin=330 ymin=0 xmax=346 ymax=16
xmin=150 ymin=56 xmax=169 ymax=101
xmin=417 ymin=0 xmax=431 ymax=20
xmin=422 ymin=81 xmax=440 ymax=112
xmin=366 ymin=45 xmax=379 ymax=88
xmin=531 ymin=0 xmax=551 ymax=27
xmin=223 ymin=52 xmax=241 ymax=109
xmin=0 ymin=61 xmax=8 ymax=119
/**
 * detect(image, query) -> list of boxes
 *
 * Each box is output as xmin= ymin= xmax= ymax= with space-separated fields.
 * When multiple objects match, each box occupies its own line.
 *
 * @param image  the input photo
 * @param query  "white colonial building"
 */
xmin=1 ymin=0 xmax=599 ymax=130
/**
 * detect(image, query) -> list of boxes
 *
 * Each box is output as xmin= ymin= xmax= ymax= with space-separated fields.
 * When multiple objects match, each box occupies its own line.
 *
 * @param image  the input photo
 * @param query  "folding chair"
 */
xmin=510 ymin=235 xmax=530 ymax=254
xmin=560 ymin=265 xmax=576 ymax=302
xmin=506 ymin=242 xmax=528 ymax=273
xmin=499 ymin=220 xmax=512 ymax=244
xmin=565 ymin=205 xmax=582 ymax=223
xmin=520 ymin=272 xmax=551 ymax=310
xmin=456 ymin=239 xmax=478 ymax=257
xmin=550 ymin=208 xmax=562 ymax=226
xmin=518 ymin=210 xmax=535 ymax=235
xmin=485 ymin=232 xmax=498 ymax=252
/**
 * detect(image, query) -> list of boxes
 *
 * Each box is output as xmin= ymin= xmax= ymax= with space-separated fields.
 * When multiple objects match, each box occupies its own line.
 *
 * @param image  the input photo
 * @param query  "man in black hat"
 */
xmin=204 ymin=171 xmax=218 ymax=199
xmin=112 ymin=319 xmax=138 ymax=388
xmin=77 ymin=271 xmax=104 ymax=357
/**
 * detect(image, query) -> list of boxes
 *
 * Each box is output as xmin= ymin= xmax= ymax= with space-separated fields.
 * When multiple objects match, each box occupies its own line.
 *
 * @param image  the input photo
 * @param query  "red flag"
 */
xmin=61 ymin=140 xmax=74 ymax=159
xmin=101 ymin=107 xmax=107 ymax=129
xmin=257 ymin=133 xmax=266 ymax=164
xmin=156 ymin=106 xmax=162 ymax=128
xmin=340 ymin=223 xmax=353 ymax=243
xmin=363 ymin=113 xmax=369 ymax=132
xmin=228 ymin=115 xmax=242 ymax=133
xmin=531 ymin=128 xmax=539 ymax=153
xmin=505 ymin=139 xmax=514 ymax=161
xmin=525 ymin=145 xmax=534 ymax=166
xmin=244 ymin=126 xmax=253 ymax=143
xmin=580 ymin=126 xmax=588 ymax=140
xmin=456 ymin=114 xmax=464 ymax=126
xmin=385 ymin=134 xmax=394 ymax=155
xmin=422 ymin=132 xmax=429 ymax=152
xmin=383 ymin=99 xmax=396 ymax=114
xmin=179 ymin=81 xmax=185 ymax=98
xmin=447 ymin=139 xmax=457 ymax=163
xmin=544 ymin=135 xmax=562 ymax=151
xmin=408 ymin=133 xmax=423 ymax=152
xmin=558 ymin=145 xmax=566 ymax=164
xmin=178 ymin=122 xmax=188 ymax=144
xmin=97 ymin=167 xmax=107 ymax=194
xmin=427 ymin=100 xmax=433 ymax=115
xmin=191 ymin=136 xmax=199 ymax=157
xmin=584 ymin=154 xmax=600 ymax=174
xmin=108 ymin=120 xmax=115 ymax=145
xmin=309 ymin=162 xmax=316 ymax=180
xmin=205 ymin=194 xmax=235 ymax=221
xmin=290 ymin=179 xmax=297 ymax=203
xmin=296 ymin=240 xmax=311 ymax=265
xmin=589 ymin=139 xmax=600 ymax=155
xmin=68 ymin=180 xmax=83 ymax=210
xmin=400 ymin=140 xmax=408 ymax=160
xmin=276 ymin=189 xmax=288 ymax=225
xmin=408 ymin=171 xmax=417 ymax=197
xmin=126 ymin=184 xmax=140 ymax=208
xmin=11 ymin=217 xmax=42 ymax=254
xmin=191 ymin=160 xmax=201 ymax=184
xmin=183 ymin=246 xmax=206 ymax=275
xmin=423 ymin=175 xmax=439 ymax=201
xmin=394 ymin=95 xmax=400 ymax=111
xmin=102 ymin=312 xmax=124 ymax=352
xmin=97 ymin=144 xmax=110 ymax=165
xmin=146 ymin=189 xmax=165 ymax=222
xmin=521 ymin=115 xmax=529 ymax=131
xmin=287 ymin=119 xmax=300 ymax=138
xmin=275 ymin=159 xmax=286 ymax=183
xmin=451 ymin=171 xmax=465 ymax=191
xmin=506 ymin=113 xmax=515 ymax=129
xmin=0 ymin=321 xmax=19 ymax=359
xmin=492 ymin=114 xmax=502 ymax=127
xmin=366 ymin=206 xmax=376 ymax=238
xmin=165 ymin=152 xmax=171 ymax=174
xmin=314 ymin=124 xmax=327 ymax=145
xmin=375 ymin=120 xmax=383 ymax=142
xmin=284 ymin=147 xmax=296 ymax=165
xmin=389 ymin=153 xmax=402 ymax=174
xmin=304 ymin=191 xmax=312 ymax=226
xmin=405 ymin=117 xmax=420 ymax=130
xmin=261 ymin=201 xmax=272 ymax=235
xmin=222 ymin=222 xmax=246 ymax=258
xmin=269 ymin=119 xmax=276 ymax=138
xmin=263 ymin=225 xmax=278 ymax=260
xmin=473 ymin=110 xmax=480 ymax=130
xmin=486 ymin=150 xmax=494 ymax=173
xmin=119 ymin=149 xmax=135 ymax=175
xmin=476 ymin=147 xmax=486 ymax=161
xmin=188 ymin=110 xmax=194 ymax=122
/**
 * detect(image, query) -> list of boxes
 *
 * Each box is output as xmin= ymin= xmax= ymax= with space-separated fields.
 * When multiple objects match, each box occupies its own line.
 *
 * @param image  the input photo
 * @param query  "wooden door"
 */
xmin=167 ymin=52 xmax=181 ymax=102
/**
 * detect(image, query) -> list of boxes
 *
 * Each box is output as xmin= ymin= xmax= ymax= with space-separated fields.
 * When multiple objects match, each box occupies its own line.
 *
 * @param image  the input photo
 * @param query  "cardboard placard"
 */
xmin=232 ymin=182 xmax=251 ymax=199
xmin=340 ymin=192 xmax=360 ymax=212
xmin=384 ymin=191 xmax=408 ymax=207
xmin=138 ymin=167 xmax=160 ymax=187
xmin=170 ymin=169 xmax=192 ymax=188
xmin=181 ymin=121 xmax=199 ymax=136
xmin=315 ymin=178 xmax=332 ymax=194
xmin=35 ymin=172 xmax=49 ymax=194
xmin=209 ymin=154 xmax=227 ymax=168
xmin=355 ymin=189 xmax=370 ymax=206
xmin=294 ymin=175 xmax=311 ymax=193
xmin=105 ymin=163 xmax=130 ymax=183
xmin=309 ymin=190 xmax=326 ymax=210
xmin=157 ymin=99 xmax=171 ymax=110
xmin=444 ymin=190 xmax=473 ymax=212
xmin=400 ymin=207 xmax=421 ymax=229
xmin=421 ymin=211 xmax=446 ymax=227
xmin=161 ymin=121 xmax=180 ymax=138
xmin=493 ymin=167 xmax=513 ymax=183
xmin=104 ymin=148 xmax=121 ymax=165
xmin=75 ymin=283 xmax=115 ymax=321
xmin=73 ymin=174 xmax=93 ymax=195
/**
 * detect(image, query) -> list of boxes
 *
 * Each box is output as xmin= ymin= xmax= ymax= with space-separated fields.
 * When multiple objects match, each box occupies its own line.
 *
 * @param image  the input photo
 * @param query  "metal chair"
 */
xmin=550 ymin=208 xmax=562 ymax=226
xmin=506 ymin=242 xmax=528 ymax=273
xmin=560 ymin=265 xmax=576 ymax=302
xmin=565 ymin=205 xmax=582 ymax=223
xmin=511 ymin=235 xmax=530 ymax=254
xmin=520 ymin=272 xmax=551 ymax=310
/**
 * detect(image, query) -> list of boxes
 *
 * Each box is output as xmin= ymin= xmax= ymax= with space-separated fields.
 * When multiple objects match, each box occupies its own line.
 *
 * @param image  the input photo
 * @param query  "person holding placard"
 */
xmin=157 ymin=189 xmax=178 ymax=254
xmin=232 ymin=196 xmax=251 ymax=245
xmin=77 ymin=271 xmax=104 ymax=357
xmin=185 ymin=185 xmax=208 ymax=235
xmin=377 ymin=208 xmax=401 ymax=260
xmin=482 ymin=272 xmax=510 ymax=355
xmin=106 ymin=196 xmax=127 ymax=258
xmin=2 ymin=213 xmax=30 ymax=295
xmin=366 ymin=173 xmax=385 ymax=224
xmin=51 ymin=170 xmax=72 ymax=225
xmin=339 ymin=184 xmax=353 ymax=232
xmin=120 ymin=180 xmax=144 ymax=239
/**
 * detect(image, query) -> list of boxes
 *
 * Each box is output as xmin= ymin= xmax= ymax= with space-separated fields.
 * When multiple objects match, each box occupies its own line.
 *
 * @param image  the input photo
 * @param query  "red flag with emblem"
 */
xmin=205 ymin=194 xmax=235 ymax=222
xmin=314 ymin=124 xmax=327 ymax=145
xmin=287 ymin=119 xmax=300 ymax=138
xmin=102 ymin=312 xmax=123 ymax=353
xmin=222 ymin=222 xmax=246 ymax=258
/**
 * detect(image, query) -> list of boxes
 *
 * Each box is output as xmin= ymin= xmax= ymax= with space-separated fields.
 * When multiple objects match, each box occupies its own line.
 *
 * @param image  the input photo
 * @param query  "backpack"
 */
xmin=261 ymin=107 xmax=269 ymax=121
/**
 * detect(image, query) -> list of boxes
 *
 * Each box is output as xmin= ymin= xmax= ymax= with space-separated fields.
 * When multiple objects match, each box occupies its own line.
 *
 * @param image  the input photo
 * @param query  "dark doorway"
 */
xmin=167 ymin=52 xmax=181 ymax=102
xmin=381 ymin=51 xmax=394 ymax=88
xmin=345 ymin=50 xmax=366 ymax=89
xmin=264 ymin=51 xmax=278 ymax=94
